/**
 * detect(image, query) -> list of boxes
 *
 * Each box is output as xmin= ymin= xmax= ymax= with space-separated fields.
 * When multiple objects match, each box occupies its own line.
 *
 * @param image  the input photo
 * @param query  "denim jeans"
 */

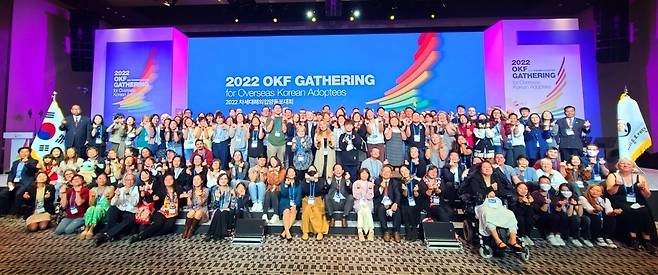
xmin=55 ymin=217 xmax=85 ymax=235
xmin=248 ymin=182 xmax=266 ymax=205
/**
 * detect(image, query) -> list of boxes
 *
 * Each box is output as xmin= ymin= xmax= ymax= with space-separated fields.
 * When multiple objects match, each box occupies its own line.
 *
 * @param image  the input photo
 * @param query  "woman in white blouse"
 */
xmin=579 ymin=184 xmax=621 ymax=248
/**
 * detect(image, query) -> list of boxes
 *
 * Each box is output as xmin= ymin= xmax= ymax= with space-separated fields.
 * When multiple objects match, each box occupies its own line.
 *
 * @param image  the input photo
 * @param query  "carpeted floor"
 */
xmin=0 ymin=217 xmax=656 ymax=275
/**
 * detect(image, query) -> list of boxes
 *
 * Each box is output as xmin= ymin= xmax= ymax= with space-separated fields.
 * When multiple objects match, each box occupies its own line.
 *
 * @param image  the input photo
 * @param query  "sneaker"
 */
xmin=605 ymin=239 xmax=617 ymax=249
xmin=547 ymin=234 xmax=560 ymax=246
xmin=581 ymin=238 xmax=594 ymax=248
xmin=555 ymin=235 xmax=566 ymax=246
xmin=261 ymin=214 xmax=268 ymax=222
xmin=570 ymin=238 xmax=583 ymax=247
xmin=269 ymin=214 xmax=280 ymax=224
xmin=595 ymin=238 xmax=608 ymax=247
xmin=522 ymin=236 xmax=534 ymax=246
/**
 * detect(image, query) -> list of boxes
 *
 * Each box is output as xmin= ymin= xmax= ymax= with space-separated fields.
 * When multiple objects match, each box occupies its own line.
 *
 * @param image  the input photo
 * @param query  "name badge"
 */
xmin=13 ymin=177 xmax=21 ymax=183
xmin=386 ymin=209 xmax=393 ymax=217
xmin=630 ymin=203 xmax=641 ymax=209
xmin=381 ymin=196 xmax=392 ymax=206
xmin=333 ymin=192 xmax=343 ymax=203
xmin=169 ymin=205 xmax=177 ymax=213
xmin=323 ymin=149 xmax=329 ymax=156
xmin=346 ymin=144 xmax=354 ymax=151
xmin=566 ymin=129 xmax=575 ymax=136
xmin=110 ymin=176 xmax=117 ymax=183
xmin=274 ymin=132 xmax=281 ymax=137
xmin=297 ymin=155 xmax=305 ymax=162
xmin=251 ymin=141 xmax=258 ymax=148
xmin=576 ymin=181 xmax=584 ymax=188
xmin=593 ymin=175 xmax=602 ymax=181
xmin=286 ymin=141 xmax=293 ymax=146
xmin=308 ymin=197 xmax=315 ymax=205
xmin=235 ymin=137 xmax=242 ymax=143
xmin=70 ymin=206 xmax=79 ymax=215
xmin=96 ymin=137 xmax=102 ymax=144
xmin=124 ymin=140 xmax=132 ymax=145
xmin=626 ymin=194 xmax=637 ymax=203
xmin=290 ymin=201 xmax=296 ymax=207
xmin=35 ymin=201 xmax=45 ymax=214
xmin=431 ymin=196 xmax=441 ymax=206
xmin=413 ymin=134 xmax=421 ymax=142
xmin=408 ymin=197 xmax=416 ymax=207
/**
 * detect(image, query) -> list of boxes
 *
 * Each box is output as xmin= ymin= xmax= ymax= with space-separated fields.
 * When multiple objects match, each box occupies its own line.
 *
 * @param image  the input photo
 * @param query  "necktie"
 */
xmin=74 ymin=117 xmax=79 ymax=127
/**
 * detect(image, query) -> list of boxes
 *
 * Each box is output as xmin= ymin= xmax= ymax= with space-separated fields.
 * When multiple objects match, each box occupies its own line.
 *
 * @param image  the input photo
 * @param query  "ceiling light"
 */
xmin=163 ymin=0 xmax=176 ymax=7
xmin=234 ymin=18 xmax=239 ymax=23
xmin=311 ymin=17 xmax=317 ymax=22
xmin=349 ymin=16 xmax=355 ymax=21
xmin=352 ymin=9 xmax=361 ymax=18
xmin=389 ymin=15 xmax=395 ymax=21
xmin=306 ymin=10 xmax=314 ymax=19
xmin=273 ymin=18 xmax=278 ymax=23
xmin=430 ymin=14 xmax=436 ymax=19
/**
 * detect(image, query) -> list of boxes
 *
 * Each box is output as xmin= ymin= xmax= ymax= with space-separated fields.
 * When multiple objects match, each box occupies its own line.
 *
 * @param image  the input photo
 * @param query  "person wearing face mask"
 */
xmin=510 ymin=182 xmax=535 ymax=246
xmin=374 ymin=165 xmax=402 ymax=242
xmin=300 ymin=166 xmax=329 ymax=241
xmin=535 ymin=158 xmax=567 ymax=190
xmin=464 ymin=161 xmax=522 ymax=252
xmin=606 ymin=158 xmax=655 ymax=254
xmin=583 ymin=144 xmax=609 ymax=184
xmin=554 ymin=183 xmax=589 ymax=248
xmin=531 ymin=176 xmax=565 ymax=246
xmin=472 ymin=114 xmax=495 ymax=161
xmin=579 ymin=184 xmax=619 ymax=248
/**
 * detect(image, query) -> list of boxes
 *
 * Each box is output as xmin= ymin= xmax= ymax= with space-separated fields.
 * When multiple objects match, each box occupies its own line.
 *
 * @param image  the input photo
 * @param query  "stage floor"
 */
xmin=0 ymin=217 xmax=656 ymax=274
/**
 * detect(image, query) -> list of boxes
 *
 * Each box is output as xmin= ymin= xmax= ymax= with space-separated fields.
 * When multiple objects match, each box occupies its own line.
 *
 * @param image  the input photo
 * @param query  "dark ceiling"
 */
xmin=58 ymin=0 xmax=596 ymax=28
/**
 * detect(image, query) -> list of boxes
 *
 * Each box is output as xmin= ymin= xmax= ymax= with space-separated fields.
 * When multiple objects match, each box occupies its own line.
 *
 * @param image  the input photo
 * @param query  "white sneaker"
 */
xmin=523 ymin=236 xmax=535 ymax=246
xmin=262 ymin=213 xmax=268 ymax=222
xmin=605 ymin=239 xmax=617 ymax=249
xmin=270 ymin=214 xmax=280 ymax=224
xmin=595 ymin=238 xmax=608 ymax=247
xmin=581 ymin=238 xmax=594 ymax=247
xmin=555 ymin=235 xmax=566 ymax=246
xmin=570 ymin=238 xmax=583 ymax=247
xmin=547 ymin=234 xmax=560 ymax=246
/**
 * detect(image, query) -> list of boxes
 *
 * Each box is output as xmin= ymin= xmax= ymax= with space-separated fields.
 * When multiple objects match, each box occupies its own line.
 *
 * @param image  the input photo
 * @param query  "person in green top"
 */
xmin=81 ymin=173 xmax=115 ymax=240
xmin=266 ymin=103 xmax=288 ymax=161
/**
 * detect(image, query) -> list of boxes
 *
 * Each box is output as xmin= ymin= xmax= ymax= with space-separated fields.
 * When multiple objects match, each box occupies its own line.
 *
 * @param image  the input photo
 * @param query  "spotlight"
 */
xmin=389 ymin=15 xmax=395 ymax=21
xmin=430 ymin=14 xmax=436 ymax=19
xmin=163 ymin=0 xmax=176 ymax=6
xmin=311 ymin=17 xmax=317 ymax=22
xmin=306 ymin=10 xmax=314 ymax=19
xmin=352 ymin=9 xmax=361 ymax=18
xmin=349 ymin=16 xmax=355 ymax=21
xmin=273 ymin=18 xmax=278 ymax=23
xmin=234 ymin=18 xmax=239 ymax=23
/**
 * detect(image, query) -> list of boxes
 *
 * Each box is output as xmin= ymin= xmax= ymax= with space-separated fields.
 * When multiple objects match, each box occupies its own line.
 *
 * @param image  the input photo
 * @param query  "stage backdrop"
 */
xmin=188 ymin=32 xmax=485 ymax=113
xmin=91 ymin=28 xmax=188 ymax=121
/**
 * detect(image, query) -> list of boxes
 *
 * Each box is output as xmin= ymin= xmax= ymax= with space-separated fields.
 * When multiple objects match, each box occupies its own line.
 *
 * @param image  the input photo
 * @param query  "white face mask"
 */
xmin=561 ymin=191 xmax=573 ymax=198
xmin=540 ymin=184 xmax=552 ymax=191
xmin=587 ymin=150 xmax=598 ymax=157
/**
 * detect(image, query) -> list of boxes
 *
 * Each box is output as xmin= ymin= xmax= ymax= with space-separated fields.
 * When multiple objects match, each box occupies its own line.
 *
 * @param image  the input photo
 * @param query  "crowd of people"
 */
xmin=0 ymin=103 xmax=655 ymax=255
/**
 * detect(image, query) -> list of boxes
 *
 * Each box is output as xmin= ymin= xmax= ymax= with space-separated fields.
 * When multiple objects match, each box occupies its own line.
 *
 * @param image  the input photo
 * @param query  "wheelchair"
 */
xmin=461 ymin=195 xmax=530 ymax=261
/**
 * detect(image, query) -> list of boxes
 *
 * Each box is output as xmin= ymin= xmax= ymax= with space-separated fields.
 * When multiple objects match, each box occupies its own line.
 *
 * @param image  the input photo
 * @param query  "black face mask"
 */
xmin=307 ymin=170 xmax=317 ymax=177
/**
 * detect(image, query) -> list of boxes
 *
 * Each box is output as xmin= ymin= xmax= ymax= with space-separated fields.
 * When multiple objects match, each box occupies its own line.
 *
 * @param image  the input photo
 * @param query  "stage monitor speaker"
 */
xmin=69 ymin=11 xmax=98 ymax=72
xmin=232 ymin=218 xmax=265 ymax=245
xmin=594 ymin=0 xmax=630 ymax=63
xmin=422 ymin=221 xmax=461 ymax=250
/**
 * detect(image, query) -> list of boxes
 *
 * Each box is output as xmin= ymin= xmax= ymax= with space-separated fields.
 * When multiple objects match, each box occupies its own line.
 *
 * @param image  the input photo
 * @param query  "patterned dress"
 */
xmin=83 ymin=186 xmax=112 ymax=226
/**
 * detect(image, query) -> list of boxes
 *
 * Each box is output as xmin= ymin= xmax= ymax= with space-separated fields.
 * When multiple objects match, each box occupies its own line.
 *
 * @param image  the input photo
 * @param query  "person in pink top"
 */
xmin=352 ymin=168 xmax=375 ymax=241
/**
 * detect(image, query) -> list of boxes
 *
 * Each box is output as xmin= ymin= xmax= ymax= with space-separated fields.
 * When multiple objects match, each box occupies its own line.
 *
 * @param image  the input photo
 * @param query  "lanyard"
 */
xmin=621 ymin=176 xmax=634 ymax=195
xmin=219 ymin=190 xmax=226 ymax=208
xmin=289 ymin=184 xmax=295 ymax=202
xmin=407 ymin=181 xmax=413 ymax=198
xmin=310 ymin=182 xmax=316 ymax=198
xmin=69 ymin=190 xmax=76 ymax=208
xmin=410 ymin=161 xmax=415 ymax=175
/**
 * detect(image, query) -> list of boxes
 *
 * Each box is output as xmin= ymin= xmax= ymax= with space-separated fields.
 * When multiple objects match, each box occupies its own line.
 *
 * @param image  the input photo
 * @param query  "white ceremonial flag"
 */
xmin=30 ymin=94 xmax=66 ymax=160
xmin=617 ymin=91 xmax=652 ymax=161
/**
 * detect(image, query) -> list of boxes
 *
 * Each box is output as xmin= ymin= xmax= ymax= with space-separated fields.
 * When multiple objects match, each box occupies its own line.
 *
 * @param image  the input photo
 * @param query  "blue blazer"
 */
xmin=279 ymin=182 xmax=302 ymax=215
xmin=524 ymin=127 xmax=551 ymax=160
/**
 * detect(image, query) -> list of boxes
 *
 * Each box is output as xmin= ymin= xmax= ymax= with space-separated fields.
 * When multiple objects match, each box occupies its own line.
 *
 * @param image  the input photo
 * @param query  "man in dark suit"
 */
xmin=338 ymin=120 xmax=364 ymax=182
xmin=374 ymin=165 xmax=402 ymax=242
xmin=324 ymin=164 xmax=354 ymax=228
xmin=555 ymin=106 xmax=591 ymax=161
xmin=0 ymin=147 xmax=39 ymax=215
xmin=59 ymin=104 xmax=92 ymax=158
